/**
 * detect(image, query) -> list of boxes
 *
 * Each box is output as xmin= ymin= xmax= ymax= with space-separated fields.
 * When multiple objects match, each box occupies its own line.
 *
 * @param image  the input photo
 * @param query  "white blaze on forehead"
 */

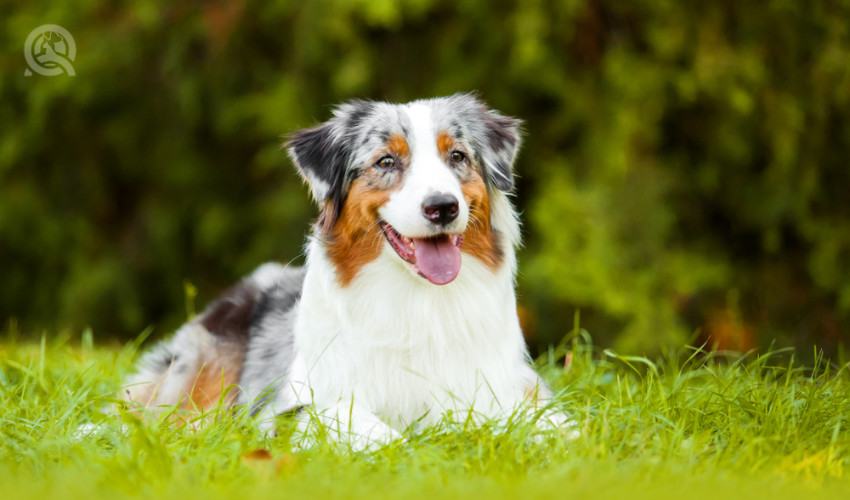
xmin=405 ymin=103 xmax=437 ymax=161
xmin=378 ymin=102 xmax=469 ymax=238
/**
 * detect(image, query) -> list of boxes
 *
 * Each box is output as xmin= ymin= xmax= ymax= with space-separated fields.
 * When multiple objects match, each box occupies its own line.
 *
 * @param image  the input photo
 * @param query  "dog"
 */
xmin=122 ymin=94 xmax=570 ymax=448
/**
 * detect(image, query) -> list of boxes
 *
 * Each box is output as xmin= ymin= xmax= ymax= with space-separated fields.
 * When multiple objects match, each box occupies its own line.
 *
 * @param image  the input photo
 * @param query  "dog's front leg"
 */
xmin=522 ymin=368 xmax=580 ymax=440
xmin=296 ymin=400 xmax=402 ymax=452
xmin=254 ymin=392 xmax=401 ymax=451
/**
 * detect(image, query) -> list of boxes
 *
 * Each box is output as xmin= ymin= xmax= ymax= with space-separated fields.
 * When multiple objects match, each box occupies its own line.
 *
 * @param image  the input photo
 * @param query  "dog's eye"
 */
xmin=376 ymin=156 xmax=396 ymax=169
xmin=450 ymin=151 xmax=466 ymax=164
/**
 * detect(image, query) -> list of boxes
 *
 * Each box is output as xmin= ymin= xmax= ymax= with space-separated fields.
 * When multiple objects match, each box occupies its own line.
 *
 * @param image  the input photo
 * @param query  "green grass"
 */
xmin=2 ymin=329 xmax=849 ymax=499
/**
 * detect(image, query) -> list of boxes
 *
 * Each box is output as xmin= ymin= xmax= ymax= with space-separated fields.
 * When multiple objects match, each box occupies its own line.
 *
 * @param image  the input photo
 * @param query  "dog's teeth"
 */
xmin=403 ymin=236 xmax=411 ymax=243
xmin=409 ymin=241 xmax=415 ymax=249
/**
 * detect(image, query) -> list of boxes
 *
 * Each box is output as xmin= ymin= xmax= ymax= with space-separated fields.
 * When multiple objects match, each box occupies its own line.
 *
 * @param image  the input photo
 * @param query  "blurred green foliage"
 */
xmin=2 ymin=0 xmax=849 ymax=354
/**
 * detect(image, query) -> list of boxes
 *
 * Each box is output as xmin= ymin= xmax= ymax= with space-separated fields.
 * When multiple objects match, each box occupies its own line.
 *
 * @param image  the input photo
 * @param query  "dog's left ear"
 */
xmin=285 ymin=122 xmax=348 ymax=203
xmin=478 ymin=109 xmax=522 ymax=192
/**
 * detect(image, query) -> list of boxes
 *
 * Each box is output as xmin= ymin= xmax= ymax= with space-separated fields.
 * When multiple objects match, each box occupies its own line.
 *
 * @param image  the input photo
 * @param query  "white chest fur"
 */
xmin=291 ymin=239 xmax=533 ymax=429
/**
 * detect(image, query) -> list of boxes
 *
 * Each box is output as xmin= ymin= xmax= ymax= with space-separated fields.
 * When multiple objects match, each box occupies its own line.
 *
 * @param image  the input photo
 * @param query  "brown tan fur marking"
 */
xmin=461 ymin=172 xmax=503 ymax=270
xmin=387 ymin=134 xmax=410 ymax=157
xmin=185 ymin=344 xmax=243 ymax=411
xmin=325 ymin=178 xmax=392 ymax=286
xmin=437 ymin=131 xmax=454 ymax=158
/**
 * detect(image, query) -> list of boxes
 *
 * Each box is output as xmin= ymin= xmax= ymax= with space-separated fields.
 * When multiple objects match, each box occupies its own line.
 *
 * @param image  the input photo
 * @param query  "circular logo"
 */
xmin=24 ymin=24 xmax=76 ymax=77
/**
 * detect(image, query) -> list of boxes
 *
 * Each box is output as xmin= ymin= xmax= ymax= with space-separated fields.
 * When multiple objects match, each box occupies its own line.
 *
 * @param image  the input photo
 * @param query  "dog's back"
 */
xmin=122 ymin=263 xmax=305 ymax=414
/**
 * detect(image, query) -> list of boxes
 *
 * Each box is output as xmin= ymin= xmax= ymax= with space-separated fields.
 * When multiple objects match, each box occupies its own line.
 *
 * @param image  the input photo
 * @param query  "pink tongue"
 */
xmin=413 ymin=236 xmax=461 ymax=285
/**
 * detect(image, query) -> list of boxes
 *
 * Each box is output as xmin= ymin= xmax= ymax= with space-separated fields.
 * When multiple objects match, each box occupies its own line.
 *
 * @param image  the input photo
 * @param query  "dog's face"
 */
xmin=287 ymin=94 xmax=521 ymax=286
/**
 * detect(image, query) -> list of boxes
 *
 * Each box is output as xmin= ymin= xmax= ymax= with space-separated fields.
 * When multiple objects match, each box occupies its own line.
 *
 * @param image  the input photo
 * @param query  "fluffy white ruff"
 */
xmin=252 ymin=193 xmax=558 ymax=448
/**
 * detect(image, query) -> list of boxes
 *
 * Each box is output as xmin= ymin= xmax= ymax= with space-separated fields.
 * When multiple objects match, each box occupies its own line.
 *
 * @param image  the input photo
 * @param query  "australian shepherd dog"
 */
xmin=123 ymin=94 xmax=571 ymax=448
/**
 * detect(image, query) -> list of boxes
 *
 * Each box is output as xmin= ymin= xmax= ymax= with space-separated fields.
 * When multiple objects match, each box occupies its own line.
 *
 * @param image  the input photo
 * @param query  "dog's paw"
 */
xmin=72 ymin=421 xmax=130 ymax=440
xmin=345 ymin=425 xmax=404 ymax=453
xmin=531 ymin=409 xmax=580 ymax=442
xmin=257 ymin=418 xmax=279 ymax=440
xmin=73 ymin=422 xmax=103 ymax=440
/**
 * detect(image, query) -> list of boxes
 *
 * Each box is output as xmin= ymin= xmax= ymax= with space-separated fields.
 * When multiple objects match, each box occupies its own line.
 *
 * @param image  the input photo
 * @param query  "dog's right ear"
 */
xmin=285 ymin=122 xmax=349 ymax=203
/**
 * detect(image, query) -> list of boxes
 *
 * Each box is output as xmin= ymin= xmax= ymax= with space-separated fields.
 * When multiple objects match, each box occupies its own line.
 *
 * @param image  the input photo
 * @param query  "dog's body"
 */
xmin=125 ymin=94 xmax=565 ymax=446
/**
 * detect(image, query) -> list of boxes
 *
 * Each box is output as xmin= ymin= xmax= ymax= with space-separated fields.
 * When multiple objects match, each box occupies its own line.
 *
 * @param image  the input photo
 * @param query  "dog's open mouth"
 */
xmin=380 ymin=222 xmax=463 ymax=285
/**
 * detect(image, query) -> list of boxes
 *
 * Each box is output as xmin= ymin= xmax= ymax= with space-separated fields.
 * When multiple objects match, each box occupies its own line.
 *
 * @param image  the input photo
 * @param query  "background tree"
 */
xmin=2 ymin=0 xmax=849 ymax=357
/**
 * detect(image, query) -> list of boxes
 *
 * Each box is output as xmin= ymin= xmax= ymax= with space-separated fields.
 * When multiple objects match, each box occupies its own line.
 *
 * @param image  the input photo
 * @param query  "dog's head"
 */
xmin=286 ymin=94 xmax=521 ymax=286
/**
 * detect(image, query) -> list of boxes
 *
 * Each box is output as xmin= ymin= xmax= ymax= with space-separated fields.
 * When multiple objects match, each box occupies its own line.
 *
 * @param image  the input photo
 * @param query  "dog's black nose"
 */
xmin=422 ymin=193 xmax=460 ymax=225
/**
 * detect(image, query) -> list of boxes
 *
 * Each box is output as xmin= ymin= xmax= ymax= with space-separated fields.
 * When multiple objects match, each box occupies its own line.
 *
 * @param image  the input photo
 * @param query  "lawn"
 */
xmin=2 ymin=327 xmax=849 ymax=499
